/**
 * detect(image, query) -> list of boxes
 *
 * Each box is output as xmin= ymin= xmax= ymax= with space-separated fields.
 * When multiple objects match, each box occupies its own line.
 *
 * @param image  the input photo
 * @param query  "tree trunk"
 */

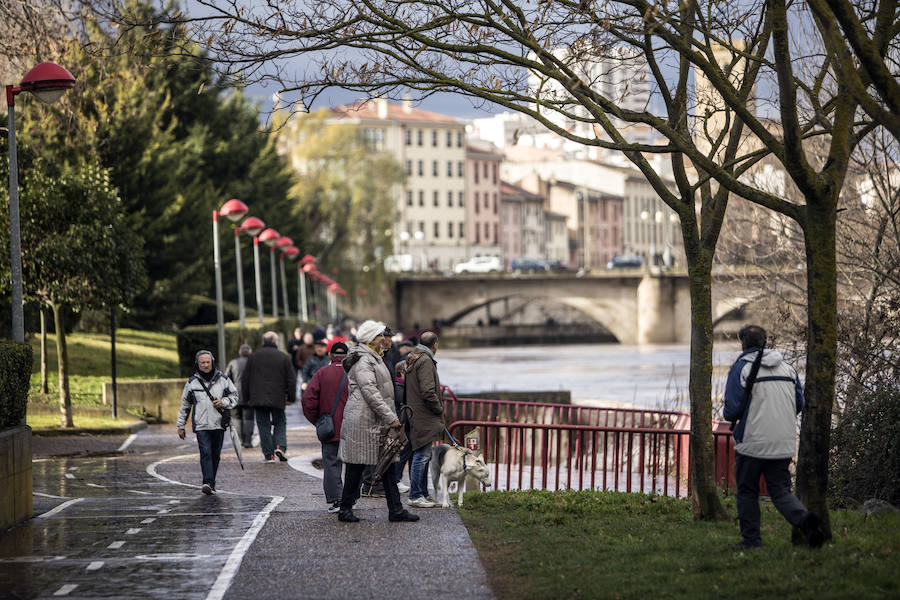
xmin=40 ymin=306 xmax=49 ymax=394
xmin=796 ymin=211 xmax=837 ymax=539
xmin=685 ymin=253 xmax=729 ymax=520
xmin=52 ymin=302 xmax=74 ymax=428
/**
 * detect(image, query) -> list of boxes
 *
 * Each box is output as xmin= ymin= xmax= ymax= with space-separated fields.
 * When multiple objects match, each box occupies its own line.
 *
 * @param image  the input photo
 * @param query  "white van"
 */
xmin=454 ymin=256 xmax=503 ymax=274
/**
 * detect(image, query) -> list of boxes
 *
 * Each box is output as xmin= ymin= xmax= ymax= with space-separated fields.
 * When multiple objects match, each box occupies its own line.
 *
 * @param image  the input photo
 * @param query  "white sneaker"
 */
xmin=397 ymin=482 xmax=410 ymax=493
xmin=408 ymin=496 xmax=436 ymax=508
xmin=202 ymin=484 xmax=213 ymax=495
xmin=327 ymin=502 xmax=341 ymax=514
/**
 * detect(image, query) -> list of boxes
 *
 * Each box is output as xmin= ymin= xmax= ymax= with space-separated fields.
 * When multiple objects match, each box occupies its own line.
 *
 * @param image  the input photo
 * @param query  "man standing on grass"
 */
xmin=242 ymin=331 xmax=297 ymax=463
xmin=724 ymin=324 xmax=825 ymax=549
xmin=177 ymin=350 xmax=238 ymax=495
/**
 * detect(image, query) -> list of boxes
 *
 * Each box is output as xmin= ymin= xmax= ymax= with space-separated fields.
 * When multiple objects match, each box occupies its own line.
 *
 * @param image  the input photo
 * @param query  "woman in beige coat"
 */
xmin=337 ymin=320 xmax=419 ymax=523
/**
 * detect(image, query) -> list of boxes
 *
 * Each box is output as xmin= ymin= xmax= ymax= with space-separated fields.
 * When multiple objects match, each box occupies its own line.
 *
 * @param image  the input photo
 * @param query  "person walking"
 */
xmin=241 ymin=331 xmax=297 ymax=463
xmin=724 ymin=324 xmax=826 ymax=549
xmin=301 ymin=339 xmax=331 ymax=393
xmin=176 ymin=350 xmax=238 ymax=495
xmin=404 ymin=331 xmax=444 ymax=508
xmin=224 ymin=344 xmax=254 ymax=448
xmin=336 ymin=320 xmax=418 ymax=523
xmin=301 ymin=342 xmax=351 ymax=513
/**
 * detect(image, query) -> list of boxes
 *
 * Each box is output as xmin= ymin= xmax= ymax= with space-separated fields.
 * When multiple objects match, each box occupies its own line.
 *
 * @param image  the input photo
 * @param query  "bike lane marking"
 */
xmin=37 ymin=498 xmax=83 ymax=519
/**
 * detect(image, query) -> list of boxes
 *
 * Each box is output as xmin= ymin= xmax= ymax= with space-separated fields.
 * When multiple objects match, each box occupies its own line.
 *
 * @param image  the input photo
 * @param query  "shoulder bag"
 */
xmin=316 ymin=373 xmax=348 ymax=442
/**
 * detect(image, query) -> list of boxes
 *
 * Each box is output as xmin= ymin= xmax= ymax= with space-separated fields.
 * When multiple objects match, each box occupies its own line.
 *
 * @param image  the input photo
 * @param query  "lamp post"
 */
xmin=237 ymin=216 xmax=264 ymax=328
xmin=299 ymin=255 xmax=316 ymax=323
xmin=259 ymin=228 xmax=281 ymax=319
xmin=6 ymin=62 xmax=75 ymax=342
xmin=213 ymin=199 xmax=248 ymax=363
xmin=276 ymin=236 xmax=294 ymax=320
xmin=281 ymin=245 xmax=299 ymax=322
xmin=640 ymin=204 xmax=664 ymax=267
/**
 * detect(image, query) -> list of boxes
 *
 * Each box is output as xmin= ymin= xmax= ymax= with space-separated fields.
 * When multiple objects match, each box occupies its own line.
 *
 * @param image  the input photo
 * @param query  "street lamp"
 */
xmin=235 ymin=215 xmax=264 ymax=328
xmin=213 ymin=199 xmax=248 ymax=364
xmin=281 ymin=244 xmax=299 ymax=322
xmin=259 ymin=228 xmax=281 ymax=319
xmin=640 ymin=207 xmax=664 ymax=267
xmin=299 ymin=255 xmax=316 ymax=322
xmin=6 ymin=62 xmax=75 ymax=342
xmin=276 ymin=236 xmax=294 ymax=320
xmin=240 ymin=217 xmax=266 ymax=326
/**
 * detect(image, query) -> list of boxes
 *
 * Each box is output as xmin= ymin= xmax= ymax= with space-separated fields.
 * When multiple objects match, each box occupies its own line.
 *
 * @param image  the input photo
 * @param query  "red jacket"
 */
xmin=301 ymin=357 xmax=349 ymax=443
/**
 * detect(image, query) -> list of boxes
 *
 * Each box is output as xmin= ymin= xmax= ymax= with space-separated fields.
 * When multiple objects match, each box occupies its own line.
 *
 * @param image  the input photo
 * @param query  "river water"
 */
xmin=437 ymin=342 xmax=743 ymax=412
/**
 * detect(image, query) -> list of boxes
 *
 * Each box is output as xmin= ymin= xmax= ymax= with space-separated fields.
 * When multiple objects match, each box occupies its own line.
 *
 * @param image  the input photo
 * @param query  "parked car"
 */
xmin=454 ymin=255 xmax=503 ymax=274
xmin=606 ymin=254 xmax=644 ymax=269
xmin=546 ymin=259 xmax=569 ymax=272
xmin=510 ymin=257 xmax=550 ymax=272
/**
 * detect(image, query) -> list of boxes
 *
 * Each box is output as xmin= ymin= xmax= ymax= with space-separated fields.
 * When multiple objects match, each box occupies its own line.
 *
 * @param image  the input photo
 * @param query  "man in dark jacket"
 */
xmin=301 ymin=342 xmax=350 ymax=512
xmin=724 ymin=325 xmax=825 ymax=549
xmin=301 ymin=340 xmax=331 ymax=392
xmin=224 ymin=344 xmax=254 ymax=448
xmin=241 ymin=331 xmax=297 ymax=463
xmin=405 ymin=331 xmax=444 ymax=508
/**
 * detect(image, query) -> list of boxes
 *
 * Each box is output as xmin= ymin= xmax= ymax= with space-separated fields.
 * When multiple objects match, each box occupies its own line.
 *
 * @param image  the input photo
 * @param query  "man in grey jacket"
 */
xmin=724 ymin=325 xmax=825 ymax=549
xmin=177 ymin=350 xmax=239 ymax=495
xmin=225 ymin=344 xmax=254 ymax=448
xmin=242 ymin=332 xmax=297 ymax=463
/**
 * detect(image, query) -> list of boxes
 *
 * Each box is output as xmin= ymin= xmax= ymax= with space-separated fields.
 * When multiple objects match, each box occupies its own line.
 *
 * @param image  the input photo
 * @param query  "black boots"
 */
xmin=388 ymin=509 xmax=420 ymax=522
xmin=337 ymin=509 xmax=359 ymax=523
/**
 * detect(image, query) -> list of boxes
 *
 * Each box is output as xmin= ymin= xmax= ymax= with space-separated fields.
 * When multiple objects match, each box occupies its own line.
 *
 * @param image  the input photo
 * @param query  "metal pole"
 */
xmin=299 ymin=269 xmax=308 ymax=322
xmin=279 ymin=256 xmax=290 ymax=320
xmin=213 ymin=211 xmax=226 ymax=365
xmin=110 ymin=306 xmax=117 ymax=419
xmin=235 ymin=228 xmax=246 ymax=329
xmin=253 ymin=237 xmax=264 ymax=326
xmin=7 ymin=95 xmax=24 ymax=342
xmin=270 ymin=246 xmax=278 ymax=320
xmin=582 ymin=185 xmax=590 ymax=271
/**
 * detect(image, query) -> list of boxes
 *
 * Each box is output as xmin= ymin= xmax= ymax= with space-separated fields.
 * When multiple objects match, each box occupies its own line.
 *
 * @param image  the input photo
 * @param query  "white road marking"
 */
xmin=117 ymin=433 xmax=138 ymax=452
xmin=67 ymin=466 xmax=77 ymax=471
xmin=86 ymin=561 xmax=104 ymax=571
xmin=286 ymin=451 xmax=324 ymax=480
xmin=141 ymin=450 xmax=159 ymax=456
xmin=53 ymin=584 xmax=77 ymax=596
xmin=86 ymin=483 xmax=105 ymax=488
xmin=125 ymin=528 xmax=141 ymax=535
xmin=156 ymin=509 xmax=171 ymax=514
xmin=146 ymin=454 xmax=239 ymax=494
xmin=168 ymin=500 xmax=181 ymax=504
xmin=64 ymin=473 xmax=75 ymax=480
xmin=37 ymin=498 xmax=83 ymax=519
xmin=107 ymin=541 xmax=125 ymax=549
xmin=33 ymin=492 xmax=68 ymax=499
xmin=0 ymin=556 xmax=66 ymax=563
xmin=205 ymin=496 xmax=284 ymax=600
xmin=127 ymin=490 xmax=152 ymax=495
xmin=140 ymin=518 xmax=156 ymax=524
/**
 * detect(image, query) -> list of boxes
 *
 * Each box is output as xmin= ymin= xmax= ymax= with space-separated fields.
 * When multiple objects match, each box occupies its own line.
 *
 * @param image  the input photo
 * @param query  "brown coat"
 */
xmin=405 ymin=347 xmax=444 ymax=451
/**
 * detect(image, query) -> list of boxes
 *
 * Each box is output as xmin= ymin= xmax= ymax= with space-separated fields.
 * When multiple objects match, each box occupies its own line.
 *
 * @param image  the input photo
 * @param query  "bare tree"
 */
xmin=89 ymin=0 xmax=899 ymax=530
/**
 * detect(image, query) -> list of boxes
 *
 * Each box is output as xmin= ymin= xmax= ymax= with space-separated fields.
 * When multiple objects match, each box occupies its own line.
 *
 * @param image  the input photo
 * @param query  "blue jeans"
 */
xmin=409 ymin=445 xmax=432 ymax=500
xmin=254 ymin=407 xmax=286 ymax=458
xmin=196 ymin=429 xmax=225 ymax=488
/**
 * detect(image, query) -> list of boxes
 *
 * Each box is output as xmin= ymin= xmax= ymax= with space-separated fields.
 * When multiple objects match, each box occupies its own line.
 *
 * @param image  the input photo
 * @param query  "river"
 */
xmin=437 ymin=342 xmax=743 ymax=412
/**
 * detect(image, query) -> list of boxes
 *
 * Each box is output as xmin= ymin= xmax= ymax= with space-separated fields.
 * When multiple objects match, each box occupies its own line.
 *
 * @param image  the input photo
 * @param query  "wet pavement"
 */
xmin=1 ymin=406 xmax=494 ymax=600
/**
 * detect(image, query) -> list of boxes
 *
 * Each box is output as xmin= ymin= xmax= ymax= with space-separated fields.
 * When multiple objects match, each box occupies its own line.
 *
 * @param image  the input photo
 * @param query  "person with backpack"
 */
xmin=723 ymin=324 xmax=825 ymax=549
xmin=176 ymin=350 xmax=239 ymax=495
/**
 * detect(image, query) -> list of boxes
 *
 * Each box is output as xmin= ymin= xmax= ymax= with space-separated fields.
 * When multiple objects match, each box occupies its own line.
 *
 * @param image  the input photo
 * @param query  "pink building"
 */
xmin=466 ymin=143 xmax=503 ymax=256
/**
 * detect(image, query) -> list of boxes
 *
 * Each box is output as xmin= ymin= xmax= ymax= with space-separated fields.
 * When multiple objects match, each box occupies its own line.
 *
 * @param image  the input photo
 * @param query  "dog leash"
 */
xmin=444 ymin=428 xmax=468 ymax=471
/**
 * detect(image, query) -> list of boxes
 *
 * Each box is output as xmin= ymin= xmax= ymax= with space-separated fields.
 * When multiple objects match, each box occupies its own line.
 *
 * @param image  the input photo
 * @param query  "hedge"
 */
xmin=176 ymin=317 xmax=298 ymax=376
xmin=0 ymin=340 xmax=32 ymax=428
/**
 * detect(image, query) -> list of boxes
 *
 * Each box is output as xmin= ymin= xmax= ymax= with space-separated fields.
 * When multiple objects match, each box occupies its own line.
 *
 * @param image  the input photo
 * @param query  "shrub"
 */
xmin=176 ymin=318 xmax=297 ymax=376
xmin=0 ymin=340 xmax=33 ymax=428
xmin=829 ymin=382 xmax=900 ymax=507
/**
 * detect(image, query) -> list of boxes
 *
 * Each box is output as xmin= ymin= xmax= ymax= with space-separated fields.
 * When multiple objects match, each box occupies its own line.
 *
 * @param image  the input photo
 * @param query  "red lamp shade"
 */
xmin=331 ymin=267 xmax=339 ymax=274
xmin=240 ymin=216 xmax=265 ymax=236
xmin=328 ymin=283 xmax=340 ymax=292
xmin=259 ymin=228 xmax=281 ymax=246
xmin=299 ymin=254 xmax=316 ymax=265
xmin=20 ymin=62 xmax=75 ymax=104
xmin=219 ymin=199 xmax=248 ymax=223
xmin=358 ymin=289 xmax=368 ymax=297
xmin=336 ymin=287 xmax=348 ymax=296
xmin=282 ymin=246 xmax=300 ymax=258
xmin=301 ymin=263 xmax=316 ymax=274
xmin=276 ymin=236 xmax=294 ymax=248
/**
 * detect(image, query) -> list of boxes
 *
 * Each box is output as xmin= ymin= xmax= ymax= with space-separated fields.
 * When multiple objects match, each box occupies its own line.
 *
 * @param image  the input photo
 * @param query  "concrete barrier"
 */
xmin=102 ymin=379 xmax=186 ymax=423
xmin=0 ymin=425 xmax=32 ymax=530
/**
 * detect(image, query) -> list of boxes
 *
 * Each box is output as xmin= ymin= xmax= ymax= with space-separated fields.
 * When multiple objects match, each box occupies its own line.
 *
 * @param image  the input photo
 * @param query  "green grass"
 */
xmin=28 ymin=413 xmax=142 ymax=430
xmin=29 ymin=329 xmax=179 ymax=406
xmin=459 ymin=490 xmax=900 ymax=600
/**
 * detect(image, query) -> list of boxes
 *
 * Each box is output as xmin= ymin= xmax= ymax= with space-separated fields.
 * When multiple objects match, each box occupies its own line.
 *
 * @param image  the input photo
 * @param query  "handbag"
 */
xmin=195 ymin=375 xmax=232 ymax=430
xmin=316 ymin=373 xmax=348 ymax=442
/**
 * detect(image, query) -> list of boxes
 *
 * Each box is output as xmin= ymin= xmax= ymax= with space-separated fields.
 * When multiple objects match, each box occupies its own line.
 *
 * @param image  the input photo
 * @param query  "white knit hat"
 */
xmin=356 ymin=320 xmax=386 ymax=345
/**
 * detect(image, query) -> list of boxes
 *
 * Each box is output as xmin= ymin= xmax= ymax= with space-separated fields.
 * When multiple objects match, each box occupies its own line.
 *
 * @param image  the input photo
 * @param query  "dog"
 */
xmin=430 ymin=443 xmax=492 ymax=508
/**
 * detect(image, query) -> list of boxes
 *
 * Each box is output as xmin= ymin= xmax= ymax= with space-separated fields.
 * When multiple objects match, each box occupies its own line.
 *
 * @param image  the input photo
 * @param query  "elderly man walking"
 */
xmin=405 ymin=331 xmax=445 ymax=508
xmin=241 ymin=331 xmax=297 ymax=463
xmin=224 ymin=344 xmax=254 ymax=448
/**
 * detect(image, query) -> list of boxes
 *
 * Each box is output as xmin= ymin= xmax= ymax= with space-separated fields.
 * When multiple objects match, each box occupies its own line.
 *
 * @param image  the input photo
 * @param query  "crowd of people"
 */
xmin=176 ymin=320 xmax=444 ymax=524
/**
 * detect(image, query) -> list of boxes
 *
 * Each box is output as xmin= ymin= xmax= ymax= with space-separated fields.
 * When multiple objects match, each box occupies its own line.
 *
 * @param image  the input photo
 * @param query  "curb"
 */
xmin=31 ymin=420 xmax=147 ymax=437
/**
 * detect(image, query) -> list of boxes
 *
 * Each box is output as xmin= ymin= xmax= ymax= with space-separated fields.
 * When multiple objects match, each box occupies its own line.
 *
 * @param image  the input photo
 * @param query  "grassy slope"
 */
xmin=29 ymin=329 xmax=180 ymax=406
xmin=459 ymin=490 xmax=899 ymax=600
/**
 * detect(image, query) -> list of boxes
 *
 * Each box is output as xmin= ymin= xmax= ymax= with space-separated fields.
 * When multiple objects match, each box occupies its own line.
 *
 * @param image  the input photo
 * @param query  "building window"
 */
xmin=446 ymin=131 xmax=452 ymax=147
xmin=433 ymin=191 xmax=439 ymax=207
xmin=417 ymin=160 xmax=423 ymax=176
xmin=447 ymin=191 xmax=453 ymax=207
xmin=493 ymin=193 xmax=498 ymax=214
xmin=493 ymin=223 xmax=498 ymax=242
xmin=417 ymin=129 xmax=423 ymax=146
xmin=419 ymin=221 xmax=425 ymax=235
xmin=475 ymin=226 xmax=480 ymax=244
xmin=361 ymin=128 xmax=385 ymax=151
xmin=406 ymin=191 xmax=413 ymax=206
xmin=456 ymin=131 xmax=463 ymax=147
xmin=458 ymin=191 xmax=464 ymax=207
xmin=418 ymin=190 xmax=424 ymax=206
xmin=448 ymin=222 xmax=454 ymax=238
xmin=474 ymin=162 xmax=479 ymax=184
xmin=432 ymin=161 xmax=438 ymax=177
xmin=434 ymin=221 xmax=440 ymax=238
xmin=432 ymin=130 xmax=438 ymax=147
xmin=447 ymin=161 xmax=453 ymax=177
xmin=484 ymin=194 xmax=490 ymax=209
xmin=405 ymin=128 xmax=412 ymax=145
xmin=492 ymin=163 xmax=497 ymax=184
xmin=459 ymin=222 xmax=464 ymax=238
xmin=475 ymin=192 xmax=480 ymax=214
xmin=405 ymin=160 xmax=412 ymax=175
xmin=483 ymin=162 xmax=489 ymax=179
xmin=457 ymin=161 xmax=464 ymax=177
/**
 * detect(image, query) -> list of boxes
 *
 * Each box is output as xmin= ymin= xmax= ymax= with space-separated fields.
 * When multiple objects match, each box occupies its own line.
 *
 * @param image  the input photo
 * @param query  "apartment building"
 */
xmin=327 ymin=99 xmax=468 ymax=270
xmin=466 ymin=142 xmax=503 ymax=258
xmin=500 ymin=182 xmax=548 ymax=268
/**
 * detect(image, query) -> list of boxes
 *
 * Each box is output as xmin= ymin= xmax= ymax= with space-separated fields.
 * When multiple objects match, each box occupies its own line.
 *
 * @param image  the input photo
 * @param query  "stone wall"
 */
xmin=102 ymin=379 xmax=186 ymax=423
xmin=0 ymin=425 xmax=32 ymax=530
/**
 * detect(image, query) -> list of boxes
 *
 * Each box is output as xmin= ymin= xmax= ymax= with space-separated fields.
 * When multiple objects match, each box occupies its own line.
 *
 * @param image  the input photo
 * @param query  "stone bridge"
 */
xmin=394 ymin=271 xmax=752 ymax=345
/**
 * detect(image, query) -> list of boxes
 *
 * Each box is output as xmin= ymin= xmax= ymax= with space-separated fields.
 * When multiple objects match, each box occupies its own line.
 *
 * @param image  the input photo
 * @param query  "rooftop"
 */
xmin=329 ymin=99 xmax=461 ymax=124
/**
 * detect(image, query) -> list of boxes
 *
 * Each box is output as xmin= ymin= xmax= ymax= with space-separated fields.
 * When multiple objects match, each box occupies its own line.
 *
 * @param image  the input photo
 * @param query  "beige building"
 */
xmin=466 ymin=142 xmax=503 ymax=258
xmin=328 ymin=99 xmax=468 ymax=271
xmin=545 ymin=212 xmax=570 ymax=266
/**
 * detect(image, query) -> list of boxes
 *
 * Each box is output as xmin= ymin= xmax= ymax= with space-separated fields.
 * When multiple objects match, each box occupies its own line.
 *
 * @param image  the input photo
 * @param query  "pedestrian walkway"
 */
xmin=0 ymin=405 xmax=494 ymax=599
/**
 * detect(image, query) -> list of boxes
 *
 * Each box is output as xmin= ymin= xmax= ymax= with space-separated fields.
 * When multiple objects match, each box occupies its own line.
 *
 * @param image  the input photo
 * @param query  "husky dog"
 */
xmin=430 ymin=444 xmax=492 ymax=508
